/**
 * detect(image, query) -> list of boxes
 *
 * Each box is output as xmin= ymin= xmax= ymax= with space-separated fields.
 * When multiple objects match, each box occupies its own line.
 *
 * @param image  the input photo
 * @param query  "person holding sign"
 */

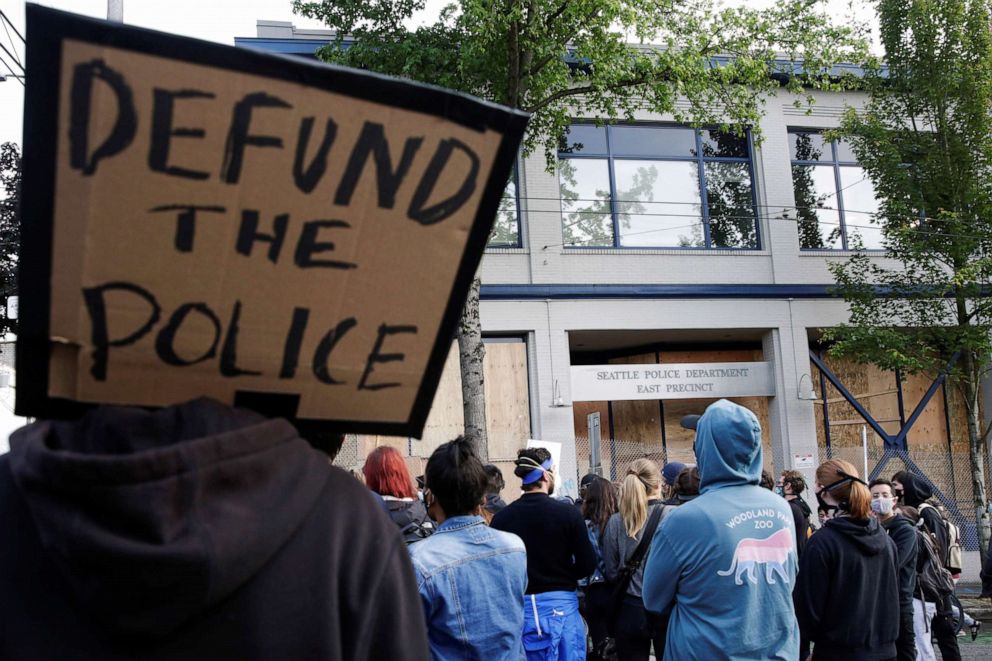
xmin=0 ymin=399 xmax=429 ymax=659
xmin=491 ymin=447 xmax=597 ymax=661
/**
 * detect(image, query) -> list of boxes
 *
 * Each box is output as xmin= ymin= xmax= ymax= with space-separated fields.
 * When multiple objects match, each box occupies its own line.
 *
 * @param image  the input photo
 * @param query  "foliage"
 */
xmin=826 ymin=0 xmax=992 ymax=382
xmin=0 ymin=142 xmax=19 ymax=335
xmin=825 ymin=0 xmax=992 ymax=551
xmin=294 ymin=0 xmax=871 ymax=168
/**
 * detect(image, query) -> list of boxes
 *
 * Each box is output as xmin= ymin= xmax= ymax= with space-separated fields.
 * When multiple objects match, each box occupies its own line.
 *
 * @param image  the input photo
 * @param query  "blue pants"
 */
xmin=522 ymin=591 xmax=586 ymax=661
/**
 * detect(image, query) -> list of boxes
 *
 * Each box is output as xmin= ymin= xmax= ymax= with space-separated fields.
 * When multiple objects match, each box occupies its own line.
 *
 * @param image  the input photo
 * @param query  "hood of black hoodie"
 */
xmin=825 ymin=516 xmax=890 ymax=556
xmin=899 ymin=473 xmax=933 ymax=508
xmin=7 ymin=398 xmax=330 ymax=639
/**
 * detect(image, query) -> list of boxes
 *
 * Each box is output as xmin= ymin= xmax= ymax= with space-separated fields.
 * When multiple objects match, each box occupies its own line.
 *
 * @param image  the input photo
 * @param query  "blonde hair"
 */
xmin=816 ymin=459 xmax=872 ymax=520
xmin=619 ymin=458 xmax=662 ymax=538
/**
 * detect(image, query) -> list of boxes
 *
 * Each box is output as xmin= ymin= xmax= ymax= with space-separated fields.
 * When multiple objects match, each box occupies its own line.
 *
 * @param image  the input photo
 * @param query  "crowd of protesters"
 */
xmin=0 ymin=396 xmax=984 ymax=660
xmin=359 ymin=397 xmax=982 ymax=661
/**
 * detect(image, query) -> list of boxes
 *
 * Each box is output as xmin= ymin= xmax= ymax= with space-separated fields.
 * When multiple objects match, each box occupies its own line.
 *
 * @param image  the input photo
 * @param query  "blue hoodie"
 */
xmin=642 ymin=399 xmax=799 ymax=661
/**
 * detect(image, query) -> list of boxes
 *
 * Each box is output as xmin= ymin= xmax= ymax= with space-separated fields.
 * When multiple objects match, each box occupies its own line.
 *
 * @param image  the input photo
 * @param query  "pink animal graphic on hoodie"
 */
xmin=718 ymin=528 xmax=794 ymax=585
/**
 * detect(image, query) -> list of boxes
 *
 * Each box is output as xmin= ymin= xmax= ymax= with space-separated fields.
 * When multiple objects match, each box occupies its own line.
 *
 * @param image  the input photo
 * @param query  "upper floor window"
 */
xmin=488 ymin=167 xmax=521 ymax=247
xmin=557 ymin=124 xmax=759 ymax=249
xmin=789 ymin=130 xmax=883 ymax=250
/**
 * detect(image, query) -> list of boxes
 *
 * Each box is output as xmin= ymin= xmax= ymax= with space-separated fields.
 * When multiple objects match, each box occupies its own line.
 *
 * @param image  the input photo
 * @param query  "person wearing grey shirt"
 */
xmin=602 ymin=459 xmax=666 ymax=661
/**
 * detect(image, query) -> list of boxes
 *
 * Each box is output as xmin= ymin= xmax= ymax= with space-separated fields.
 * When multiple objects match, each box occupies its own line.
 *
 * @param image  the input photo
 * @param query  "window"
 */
xmin=558 ymin=124 xmax=759 ymax=249
xmin=488 ymin=167 xmax=521 ymax=247
xmin=789 ymin=130 xmax=883 ymax=250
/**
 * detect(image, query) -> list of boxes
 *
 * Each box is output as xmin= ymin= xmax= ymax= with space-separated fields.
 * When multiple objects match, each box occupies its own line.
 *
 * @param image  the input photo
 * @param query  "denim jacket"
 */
xmin=409 ymin=515 xmax=528 ymax=660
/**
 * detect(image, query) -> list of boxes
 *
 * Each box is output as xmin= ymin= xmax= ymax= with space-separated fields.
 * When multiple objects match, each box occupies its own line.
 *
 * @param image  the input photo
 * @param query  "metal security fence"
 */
xmin=573 ymin=435 xmax=687 ymax=483
xmin=822 ymin=441 xmax=991 ymax=551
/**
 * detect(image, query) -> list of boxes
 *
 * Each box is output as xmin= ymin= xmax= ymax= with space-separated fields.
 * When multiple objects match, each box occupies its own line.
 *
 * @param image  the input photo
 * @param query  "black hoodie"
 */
xmin=794 ymin=516 xmax=900 ymax=660
xmin=880 ymin=513 xmax=918 ymax=608
xmin=899 ymin=473 xmax=948 ymax=561
xmin=0 ymin=399 xmax=429 ymax=660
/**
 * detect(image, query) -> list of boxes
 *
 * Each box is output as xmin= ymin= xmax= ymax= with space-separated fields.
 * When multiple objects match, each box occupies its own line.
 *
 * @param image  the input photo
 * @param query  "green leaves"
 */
xmin=294 ymin=0 xmax=869 ymax=169
xmin=828 ymin=0 xmax=992 ymax=387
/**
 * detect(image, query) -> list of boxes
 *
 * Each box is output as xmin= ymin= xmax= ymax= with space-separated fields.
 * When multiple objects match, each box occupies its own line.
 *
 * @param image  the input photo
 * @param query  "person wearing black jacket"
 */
xmin=895 ymin=472 xmax=961 ymax=661
xmin=0 ymin=398 xmax=429 ymax=660
xmin=777 ymin=470 xmax=811 ymax=558
xmin=870 ymin=479 xmax=918 ymax=661
xmin=794 ymin=459 xmax=900 ymax=660
xmin=491 ymin=447 xmax=597 ymax=661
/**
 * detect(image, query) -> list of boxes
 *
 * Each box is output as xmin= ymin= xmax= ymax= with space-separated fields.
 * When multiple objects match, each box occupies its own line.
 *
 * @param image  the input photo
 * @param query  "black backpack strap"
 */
xmin=624 ymin=504 xmax=665 ymax=571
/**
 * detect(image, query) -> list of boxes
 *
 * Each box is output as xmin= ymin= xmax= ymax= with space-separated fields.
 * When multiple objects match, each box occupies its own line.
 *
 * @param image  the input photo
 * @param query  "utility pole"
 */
xmin=107 ymin=1 xmax=123 ymax=22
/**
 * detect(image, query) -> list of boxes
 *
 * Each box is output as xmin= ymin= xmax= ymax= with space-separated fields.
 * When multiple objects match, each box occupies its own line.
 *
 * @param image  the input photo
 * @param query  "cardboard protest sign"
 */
xmin=17 ymin=6 xmax=528 ymax=437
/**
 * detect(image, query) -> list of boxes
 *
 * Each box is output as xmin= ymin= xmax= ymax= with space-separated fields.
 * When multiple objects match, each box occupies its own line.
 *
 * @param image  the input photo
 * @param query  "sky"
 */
xmin=0 ymin=0 xmax=875 ymax=149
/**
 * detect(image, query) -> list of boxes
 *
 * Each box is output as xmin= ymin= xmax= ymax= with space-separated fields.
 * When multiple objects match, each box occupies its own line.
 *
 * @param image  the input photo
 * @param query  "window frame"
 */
xmin=557 ymin=123 xmax=761 ymax=250
xmin=789 ymin=129 xmax=882 ymax=252
xmin=487 ymin=161 xmax=523 ymax=249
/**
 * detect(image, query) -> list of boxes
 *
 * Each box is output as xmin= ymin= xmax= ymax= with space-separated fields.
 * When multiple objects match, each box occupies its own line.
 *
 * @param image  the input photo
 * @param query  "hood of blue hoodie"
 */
xmin=695 ymin=399 xmax=763 ymax=494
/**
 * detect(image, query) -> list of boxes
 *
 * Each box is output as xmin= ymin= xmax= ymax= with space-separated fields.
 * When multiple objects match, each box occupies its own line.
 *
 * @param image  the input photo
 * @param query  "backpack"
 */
xmin=386 ymin=499 xmax=434 ymax=545
xmin=915 ymin=522 xmax=954 ymax=603
xmin=399 ymin=518 xmax=434 ymax=544
xmin=920 ymin=502 xmax=963 ymax=574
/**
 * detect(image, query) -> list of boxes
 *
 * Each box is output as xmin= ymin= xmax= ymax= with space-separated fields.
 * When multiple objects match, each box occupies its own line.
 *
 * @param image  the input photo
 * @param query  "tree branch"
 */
xmin=525 ymin=6 xmax=603 ymax=79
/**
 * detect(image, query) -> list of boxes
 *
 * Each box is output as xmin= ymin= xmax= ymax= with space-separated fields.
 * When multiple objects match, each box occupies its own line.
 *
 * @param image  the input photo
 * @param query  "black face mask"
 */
xmin=815 ymin=489 xmax=838 ymax=518
xmin=817 ymin=471 xmax=867 ymax=516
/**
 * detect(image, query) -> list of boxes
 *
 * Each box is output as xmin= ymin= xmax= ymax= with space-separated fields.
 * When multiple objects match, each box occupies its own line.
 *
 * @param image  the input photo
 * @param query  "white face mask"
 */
xmin=871 ymin=497 xmax=894 ymax=516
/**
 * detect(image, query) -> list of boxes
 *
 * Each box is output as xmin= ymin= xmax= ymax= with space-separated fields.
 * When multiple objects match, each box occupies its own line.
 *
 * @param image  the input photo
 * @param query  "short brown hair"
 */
xmin=781 ymin=470 xmax=807 ymax=495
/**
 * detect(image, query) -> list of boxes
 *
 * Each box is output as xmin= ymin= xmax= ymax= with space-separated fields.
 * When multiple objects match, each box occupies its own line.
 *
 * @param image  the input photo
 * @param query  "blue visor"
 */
xmin=522 ymin=458 xmax=553 ymax=485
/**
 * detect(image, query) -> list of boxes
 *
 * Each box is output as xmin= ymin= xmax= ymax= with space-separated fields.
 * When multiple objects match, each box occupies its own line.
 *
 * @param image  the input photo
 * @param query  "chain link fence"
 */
xmin=572 ymin=435 xmax=696 ymax=484
xmin=568 ymin=430 xmax=992 ymax=552
xmin=822 ymin=441 xmax=991 ymax=551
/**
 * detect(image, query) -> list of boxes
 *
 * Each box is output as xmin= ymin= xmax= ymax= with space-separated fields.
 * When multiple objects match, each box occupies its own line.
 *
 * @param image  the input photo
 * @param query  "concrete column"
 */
xmin=530 ymin=301 xmax=580 ymax=497
xmin=763 ymin=319 xmax=821 ymax=511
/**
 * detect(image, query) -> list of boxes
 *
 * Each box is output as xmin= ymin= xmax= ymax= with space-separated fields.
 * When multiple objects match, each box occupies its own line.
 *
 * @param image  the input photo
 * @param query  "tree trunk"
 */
xmin=962 ymin=349 xmax=990 ymax=557
xmin=458 ymin=276 xmax=489 ymax=460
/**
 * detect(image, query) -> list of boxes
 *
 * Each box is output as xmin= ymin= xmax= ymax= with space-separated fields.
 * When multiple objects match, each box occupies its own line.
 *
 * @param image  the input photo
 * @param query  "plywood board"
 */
xmin=357 ymin=340 xmax=531 ymax=464
xmin=485 ymin=342 xmax=532 ymax=460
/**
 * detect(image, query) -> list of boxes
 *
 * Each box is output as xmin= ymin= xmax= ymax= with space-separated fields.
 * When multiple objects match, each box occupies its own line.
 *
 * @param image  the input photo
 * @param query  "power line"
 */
xmin=0 ymin=53 xmax=24 ymax=87
xmin=0 ymin=18 xmax=21 ymax=71
xmin=0 ymin=11 xmax=25 ymax=45
xmin=0 ymin=40 xmax=23 ymax=74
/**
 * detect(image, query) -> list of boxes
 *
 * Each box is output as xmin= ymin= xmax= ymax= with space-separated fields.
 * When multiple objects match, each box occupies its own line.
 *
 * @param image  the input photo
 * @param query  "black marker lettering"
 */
xmin=294 ymin=220 xmax=356 ymax=269
xmin=148 ymin=88 xmax=215 ymax=180
xmin=220 ymin=301 xmax=261 ymax=376
xmin=312 ymin=317 xmax=357 ymax=385
xmin=221 ymin=92 xmax=292 ymax=184
xmin=334 ymin=122 xmax=423 ymax=208
xmin=358 ymin=324 xmax=417 ymax=391
xmin=236 ymin=210 xmax=289 ymax=263
xmin=69 ymin=59 xmax=137 ymax=176
xmin=279 ymin=307 xmax=310 ymax=379
xmin=82 ymin=282 xmax=161 ymax=381
xmin=154 ymin=302 xmax=221 ymax=366
xmin=407 ymin=138 xmax=480 ymax=225
xmin=293 ymin=116 xmax=337 ymax=193
xmin=148 ymin=204 xmax=226 ymax=253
